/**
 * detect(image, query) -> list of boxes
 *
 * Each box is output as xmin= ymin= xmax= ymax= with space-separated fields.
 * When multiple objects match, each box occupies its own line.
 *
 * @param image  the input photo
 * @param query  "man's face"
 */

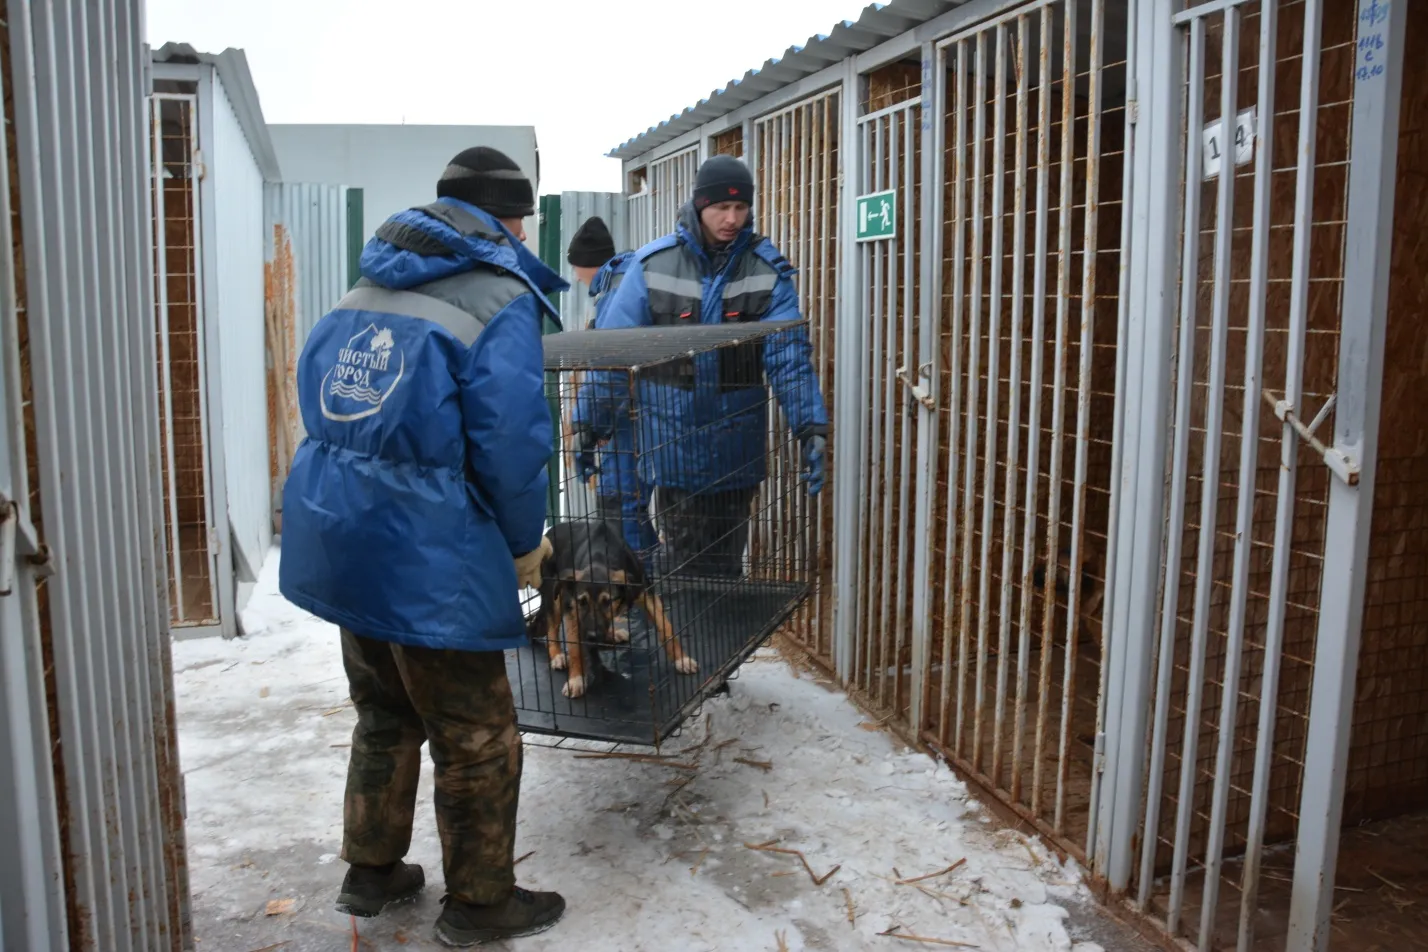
xmin=572 ymin=264 xmax=600 ymax=287
xmin=699 ymin=201 xmax=750 ymax=245
xmin=499 ymin=217 xmax=528 ymax=242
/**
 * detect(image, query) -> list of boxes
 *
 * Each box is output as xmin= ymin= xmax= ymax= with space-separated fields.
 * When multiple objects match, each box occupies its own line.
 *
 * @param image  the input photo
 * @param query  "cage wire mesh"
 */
xmin=150 ymin=92 xmax=217 ymax=627
xmin=711 ymin=126 xmax=744 ymax=158
xmin=508 ymin=322 xmax=820 ymax=747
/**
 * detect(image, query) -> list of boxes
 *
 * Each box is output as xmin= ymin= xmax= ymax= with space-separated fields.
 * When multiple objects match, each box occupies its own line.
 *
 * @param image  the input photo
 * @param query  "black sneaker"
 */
xmin=434 ymin=887 xmax=566 ymax=946
xmin=335 ymin=861 xmax=425 ymax=918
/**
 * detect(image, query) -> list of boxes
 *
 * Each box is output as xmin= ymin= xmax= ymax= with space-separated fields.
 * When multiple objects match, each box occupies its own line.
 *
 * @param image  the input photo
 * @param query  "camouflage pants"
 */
xmin=339 ymin=629 xmax=522 ymax=904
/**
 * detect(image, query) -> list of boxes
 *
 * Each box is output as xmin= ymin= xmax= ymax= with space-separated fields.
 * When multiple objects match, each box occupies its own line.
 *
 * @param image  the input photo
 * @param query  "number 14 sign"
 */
xmin=1201 ymin=106 xmax=1257 ymax=180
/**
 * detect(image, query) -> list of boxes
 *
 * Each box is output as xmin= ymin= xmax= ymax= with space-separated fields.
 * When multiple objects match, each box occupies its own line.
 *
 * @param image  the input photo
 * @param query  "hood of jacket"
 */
xmin=358 ymin=197 xmax=569 ymax=308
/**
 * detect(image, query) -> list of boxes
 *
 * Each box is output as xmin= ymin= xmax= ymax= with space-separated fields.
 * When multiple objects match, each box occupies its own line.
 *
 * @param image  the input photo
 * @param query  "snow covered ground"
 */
xmin=174 ymin=549 xmax=1137 ymax=951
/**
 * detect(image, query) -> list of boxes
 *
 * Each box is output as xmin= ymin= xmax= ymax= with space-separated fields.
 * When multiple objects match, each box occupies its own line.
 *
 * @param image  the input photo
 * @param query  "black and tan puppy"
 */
xmin=1032 ymin=546 xmax=1105 ymax=622
xmin=527 ymin=520 xmax=698 ymax=699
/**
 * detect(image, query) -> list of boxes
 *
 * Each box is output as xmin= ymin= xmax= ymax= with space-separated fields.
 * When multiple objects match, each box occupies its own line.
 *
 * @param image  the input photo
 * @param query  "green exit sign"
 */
xmin=856 ymin=189 xmax=897 ymax=242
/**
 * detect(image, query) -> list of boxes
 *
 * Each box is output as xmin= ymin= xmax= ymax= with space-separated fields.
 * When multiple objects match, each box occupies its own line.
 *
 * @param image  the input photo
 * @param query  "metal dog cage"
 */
xmin=506 ymin=321 xmax=823 ymax=747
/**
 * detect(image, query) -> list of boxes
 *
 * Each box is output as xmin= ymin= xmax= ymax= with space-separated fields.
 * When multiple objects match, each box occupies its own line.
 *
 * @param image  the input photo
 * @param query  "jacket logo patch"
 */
xmin=320 ymin=323 xmax=406 ymax=423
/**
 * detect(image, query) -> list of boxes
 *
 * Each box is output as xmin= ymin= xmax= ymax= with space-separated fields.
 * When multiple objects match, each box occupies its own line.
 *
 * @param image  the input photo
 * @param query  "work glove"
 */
xmin=514 ymin=536 xmax=553 ymax=591
xmin=801 ymin=434 xmax=827 ymax=496
xmin=574 ymin=426 xmax=601 ymax=483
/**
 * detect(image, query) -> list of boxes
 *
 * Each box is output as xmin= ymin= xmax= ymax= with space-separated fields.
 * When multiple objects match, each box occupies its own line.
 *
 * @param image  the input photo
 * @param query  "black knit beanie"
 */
xmin=567 ymin=216 xmax=616 ymax=267
xmin=692 ymin=155 xmax=754 ymax=211
xmin=436 ymin=146 xmax=535 ymax=219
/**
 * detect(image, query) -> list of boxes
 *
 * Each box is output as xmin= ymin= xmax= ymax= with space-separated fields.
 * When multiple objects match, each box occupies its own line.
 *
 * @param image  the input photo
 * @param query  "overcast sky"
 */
xmin=145 ymin=0 xmax=865 ymax=194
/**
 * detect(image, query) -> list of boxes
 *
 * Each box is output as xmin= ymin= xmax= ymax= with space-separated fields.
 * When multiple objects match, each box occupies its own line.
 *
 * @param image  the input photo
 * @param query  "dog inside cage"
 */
xmin=505 ymin=321 xmax=820 ymax=747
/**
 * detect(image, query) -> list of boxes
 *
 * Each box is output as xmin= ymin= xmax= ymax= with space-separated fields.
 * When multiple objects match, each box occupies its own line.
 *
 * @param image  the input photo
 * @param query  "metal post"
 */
xmin=194 ymin=67 xmax=237 ymax=639
xmin=1188 ymin=8 xmax=1243 ymax=942
xmin=910 ymin=38 xmax=943 ymax=741
xmin=959 ymin=30 xmax=987 ymax=765
xmin=1229 ymin=2 xmax=1285 ymax=947
xmin=1287 ymin=0 xmax=1405 ymax=947
xmin=939 ymin=36 xmax=969 ymax=750
xmin=1086 ymin=0 xmax=1139 ymax=867
xmin=1099 ymin=0 xmax=1183 ymax=893
xmin=833 ymin=57 xmax=862 ymax=682
xmin=982 ymin=22 xmax=1008 ymax=784
xmin=998 ymin=10 xmax=1030 ymax=799
xmin=1014 ymin=6 xmax=1054 ymax=800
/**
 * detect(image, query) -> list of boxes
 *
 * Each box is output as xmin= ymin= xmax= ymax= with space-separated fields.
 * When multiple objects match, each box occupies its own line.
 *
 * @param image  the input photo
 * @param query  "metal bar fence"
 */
xmin=752 ymin=89 xmax=840 ymax=666
xmin=852 ymin=94 xmax=922 ymax=719
xmin=919 ymin=0 xmax=1127 ymax=861
xmin=1126 ymin=2 xmax=1369 ymax=948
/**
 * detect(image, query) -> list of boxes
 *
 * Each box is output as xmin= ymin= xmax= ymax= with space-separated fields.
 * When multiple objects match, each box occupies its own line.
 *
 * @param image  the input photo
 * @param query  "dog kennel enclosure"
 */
xmin=611 ymin=0 xmax=1421 ymax=948
xmin=512 ymin=321 xmax=821 ymax=746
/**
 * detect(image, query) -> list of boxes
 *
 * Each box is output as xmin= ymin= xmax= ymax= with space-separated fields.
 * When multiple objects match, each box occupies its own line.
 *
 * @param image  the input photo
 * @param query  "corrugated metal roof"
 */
xmin=152 ymin=42 xmax=283 ymax=182
xmin=608 ymin=0 xmax=965 ymax=160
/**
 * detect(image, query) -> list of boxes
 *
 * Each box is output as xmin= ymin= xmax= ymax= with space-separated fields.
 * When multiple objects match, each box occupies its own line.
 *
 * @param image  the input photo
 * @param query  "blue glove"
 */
xmin=801 ymin=435 xmax=826 ymax=496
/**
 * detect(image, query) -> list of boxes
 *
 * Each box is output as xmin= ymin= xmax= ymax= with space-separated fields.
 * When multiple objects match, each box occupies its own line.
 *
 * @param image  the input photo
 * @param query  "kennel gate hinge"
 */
xmin=0 ymin=491 xmax=49 ymax=597
xmin=1261 ymin=389 xmax=1359 ymax=486
xmin=1093 ymin=731 xmax=1107 ymax=775
xmin=897 ymin=362 xmax=936 ymax=411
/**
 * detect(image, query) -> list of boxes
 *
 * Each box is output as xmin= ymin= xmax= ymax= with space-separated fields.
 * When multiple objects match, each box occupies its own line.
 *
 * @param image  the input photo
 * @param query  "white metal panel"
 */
xmin=556 ymin=190 xmax=628 ymax=330
xmin=0 ymin=23 xmax=65 ymax=944
xmin=267 ymin=123 xmax=541 ymax=252
xmin=210 ymin=72 xmax=272 ymax=585
xmin=5 ymin=0 xmax=190 ymax=947
xmin=265 ymin=183 xmax=350 ymax=350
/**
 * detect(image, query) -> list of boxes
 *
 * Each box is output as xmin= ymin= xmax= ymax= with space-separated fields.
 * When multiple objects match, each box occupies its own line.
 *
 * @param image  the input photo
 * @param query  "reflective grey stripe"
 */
xmin=643 ymin=270 xmax=704 ymax=299
xmin=722 ymin=273 xmax=779 ymax=298
xmin=338 ymin=286 xmax=486 ymax=347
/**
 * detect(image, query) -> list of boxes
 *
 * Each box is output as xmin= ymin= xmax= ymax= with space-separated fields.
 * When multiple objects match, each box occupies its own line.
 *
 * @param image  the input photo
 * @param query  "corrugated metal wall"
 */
xmin=265 ymin=184 xmax=349 ymax=348
xmin=264 ymin=182 xmax=350 ymax=521
xmin=556 ymin=190 xmax=627 ymax=329
xmin=2 ymin=2 xmax=190 ymax=948
xmin=208 ymin=73 xmax=272 ymax=584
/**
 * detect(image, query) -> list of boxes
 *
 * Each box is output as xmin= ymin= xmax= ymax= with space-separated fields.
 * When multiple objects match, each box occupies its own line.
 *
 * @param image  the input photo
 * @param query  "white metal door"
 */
xmin=850 ymin=94 xmax=922 ymax=722
xmin=1097 ymin=1 xmax=1408 ymax=949
xmin=647 ymin=147 xmax=699 ymax=237
xmin=150 ymin=94 xmax=221 ymax=631
xmin=751 ymin=89 xmax=841 ymax=661
xmin=914 ymin=0 xmax=1128 ymax=864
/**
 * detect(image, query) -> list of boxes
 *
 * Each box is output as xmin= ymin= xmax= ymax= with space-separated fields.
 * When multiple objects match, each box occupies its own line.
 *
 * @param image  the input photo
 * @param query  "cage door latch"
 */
xmin=0 ymin=491 xmax=46 ymax=597
xmin=897 ymin=362 xmax=935 ymax=412
xmin=1261 ymin=389 xmax=1359 ymax=486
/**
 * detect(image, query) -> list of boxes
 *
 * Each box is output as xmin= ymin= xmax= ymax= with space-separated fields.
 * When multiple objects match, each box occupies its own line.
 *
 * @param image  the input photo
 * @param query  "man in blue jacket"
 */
xmin=566 ymin=216 xmax=656 ymax=563
xmin=280 ymin=147 xmax=565 ymax=947
xmin=580 ymin=155 xmax=828 ymax=580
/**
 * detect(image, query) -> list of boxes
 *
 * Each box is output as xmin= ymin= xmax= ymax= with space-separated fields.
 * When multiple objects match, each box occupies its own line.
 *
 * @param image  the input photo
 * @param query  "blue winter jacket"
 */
xmin=584 ymin=204 xmax=828 ymax=492
xmin=584 ymin=252 xmax=658 ymax=556
xmin=586 ymin=252 xmax=641 ymax=500
xmin=279 ymin=198 xmax=566 ymax=651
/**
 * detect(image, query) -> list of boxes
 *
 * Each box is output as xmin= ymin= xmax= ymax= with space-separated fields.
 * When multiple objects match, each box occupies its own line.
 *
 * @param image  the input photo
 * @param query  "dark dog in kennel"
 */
xmin=526 ymin=519 xmax=698 ymax=699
